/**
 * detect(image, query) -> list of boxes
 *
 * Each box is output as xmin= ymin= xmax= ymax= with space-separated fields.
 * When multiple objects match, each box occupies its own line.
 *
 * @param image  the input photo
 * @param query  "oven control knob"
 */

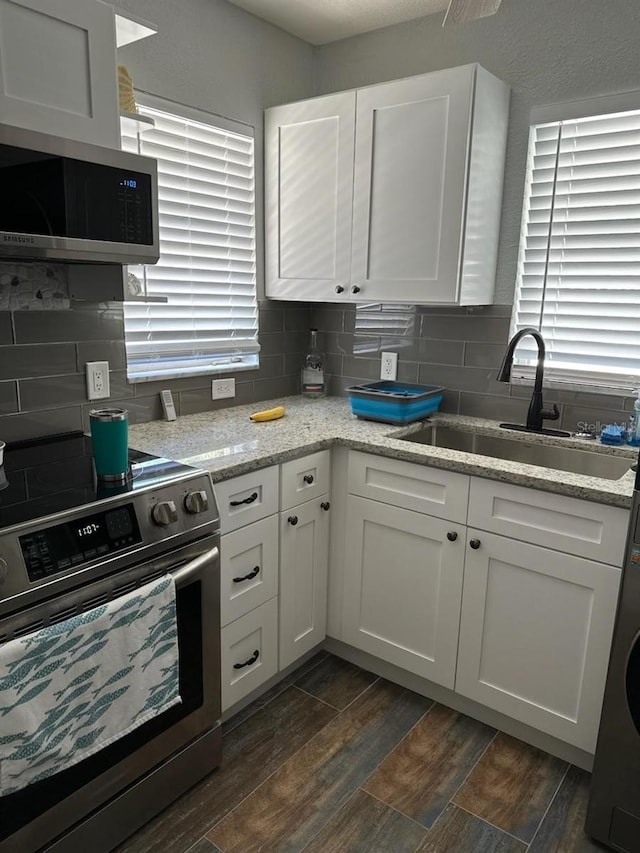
xmin=0 ymin=558 xmax=7 ymax=585
xmin=152 ymin=500 xmax=179 ymax=527
xmin=184 ymin=490 xmax=209 ymax=515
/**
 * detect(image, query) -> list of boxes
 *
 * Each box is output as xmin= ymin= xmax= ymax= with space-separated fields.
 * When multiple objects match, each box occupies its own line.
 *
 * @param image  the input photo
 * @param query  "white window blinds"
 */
xmin=122 ymin=103 xmax=258 ymax=382
xmin=511 ymin=107 xmax=640 ymax=391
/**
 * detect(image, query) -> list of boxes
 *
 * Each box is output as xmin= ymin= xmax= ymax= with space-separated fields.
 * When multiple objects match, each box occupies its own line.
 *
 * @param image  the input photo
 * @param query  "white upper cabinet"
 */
xmin=265 ymin=64 xmax=509 ymax=305
xmin=0 ymin=0 xmax=120 ymax=147
xmin=265 ymin=92 xmax=355 ymax=302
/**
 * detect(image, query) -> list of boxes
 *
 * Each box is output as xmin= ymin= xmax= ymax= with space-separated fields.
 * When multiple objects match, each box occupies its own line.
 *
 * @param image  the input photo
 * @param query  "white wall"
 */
xmin=313 ymin=0 xmax=640 ymax=303
xmin=116 ymin=0 xmax=316 ymax=297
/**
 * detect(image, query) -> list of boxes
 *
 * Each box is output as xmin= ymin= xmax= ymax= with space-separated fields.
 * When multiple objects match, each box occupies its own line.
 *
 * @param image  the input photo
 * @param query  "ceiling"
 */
xmin=225 ymin=0 xmax=451 ymax=45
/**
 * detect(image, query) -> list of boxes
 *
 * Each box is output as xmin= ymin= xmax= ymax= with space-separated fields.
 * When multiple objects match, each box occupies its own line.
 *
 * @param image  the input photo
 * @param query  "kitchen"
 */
xmin=0 ymin=0 xmax=640 ymax=850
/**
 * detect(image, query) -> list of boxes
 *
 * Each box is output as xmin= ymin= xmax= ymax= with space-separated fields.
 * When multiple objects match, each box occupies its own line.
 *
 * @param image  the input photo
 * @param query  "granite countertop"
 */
xmin=128 ymin=396 xmax=637 ymax=509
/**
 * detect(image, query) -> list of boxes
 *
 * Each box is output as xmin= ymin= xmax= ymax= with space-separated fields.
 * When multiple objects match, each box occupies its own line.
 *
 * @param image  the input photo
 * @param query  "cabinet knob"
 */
xmin=446 ymin=531 xmax=458 ymax=542
xmin=351 ymin=285 xmax=361 ymax=294
xmin=288 ymin=515 xmax=299 ymax=526
xmin=303 ymin=474 xmax=314 ymax=484
xmin=321 ymin=501 xmax=330 ymax=511
xmin=335 ymin=285 xmax=345 ymax=294
xmin=469 ymin=538 xmax=481 ymax=550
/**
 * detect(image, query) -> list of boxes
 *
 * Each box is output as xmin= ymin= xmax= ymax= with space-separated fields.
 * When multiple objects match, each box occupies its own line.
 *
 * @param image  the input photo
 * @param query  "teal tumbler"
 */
xmin=89 ymin=408 xmax=129 ymax=483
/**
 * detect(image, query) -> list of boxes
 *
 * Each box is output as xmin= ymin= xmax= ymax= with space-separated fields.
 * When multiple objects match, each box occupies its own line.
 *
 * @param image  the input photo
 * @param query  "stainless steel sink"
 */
xmin=401 ymin=424 xmax=633 ymax=480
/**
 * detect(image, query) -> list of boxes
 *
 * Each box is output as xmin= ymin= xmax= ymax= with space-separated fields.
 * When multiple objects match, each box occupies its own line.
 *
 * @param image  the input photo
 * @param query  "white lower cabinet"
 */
xmin=221 ymin=597 xmax=278 ymax=712
xmin=338 ymin=450 xmax=627 ymax=755
xmin=279 ymin=495 xmax=330 ymax=669
xmin=455 ymin=529 xmax=620 ymax=752
xmin=342 ymin=495 xmax=465 ymax=688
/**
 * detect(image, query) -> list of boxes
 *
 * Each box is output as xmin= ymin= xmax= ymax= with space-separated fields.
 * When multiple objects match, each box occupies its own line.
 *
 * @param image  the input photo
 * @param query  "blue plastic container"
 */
xmin=347 ymin=381 xmax=444 ymax=425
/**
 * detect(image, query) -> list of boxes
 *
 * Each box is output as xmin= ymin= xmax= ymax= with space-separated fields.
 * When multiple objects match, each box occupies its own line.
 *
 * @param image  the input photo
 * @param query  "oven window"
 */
xmin=0 ymin=581 xmax=204 ymax=842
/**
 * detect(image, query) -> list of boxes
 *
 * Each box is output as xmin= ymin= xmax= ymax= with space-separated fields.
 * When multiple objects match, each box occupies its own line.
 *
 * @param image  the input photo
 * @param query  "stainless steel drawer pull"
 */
xmin=233 ymin=649 xmax=259 ymax=669
xmin=232 ymin=566 xmax=260 ymax=584
xmin=230 ymin=492 xmax=258 ymax=507
xmin=303 ymin=474 xmax=314 ymax=484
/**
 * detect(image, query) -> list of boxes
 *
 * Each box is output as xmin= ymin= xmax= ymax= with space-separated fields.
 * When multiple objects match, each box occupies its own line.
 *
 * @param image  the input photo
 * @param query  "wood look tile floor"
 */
xmin=117 ymin=653 xmax=607 ymax=853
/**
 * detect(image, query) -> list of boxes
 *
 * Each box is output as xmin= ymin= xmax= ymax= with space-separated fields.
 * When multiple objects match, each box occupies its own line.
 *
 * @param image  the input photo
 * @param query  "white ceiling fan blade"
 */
xmin=443 ymin=0 xmax=503 ymax=26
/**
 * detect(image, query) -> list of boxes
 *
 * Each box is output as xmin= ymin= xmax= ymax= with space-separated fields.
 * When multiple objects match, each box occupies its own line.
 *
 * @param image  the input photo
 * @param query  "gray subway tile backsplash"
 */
xmin=0 ymin=274 xmax=310 ymax=439
xmin=0 ymin=313 xmax=13 ymax=344
xmin=312 ymin=302 xmax=632 ymax=430
xmin=0 ymin=343 xmax=77 ymax=381
xmin=0 ymin=381 xmax=18 ymax=415
xmin=13 ymin=303 xmax=125 ymax=344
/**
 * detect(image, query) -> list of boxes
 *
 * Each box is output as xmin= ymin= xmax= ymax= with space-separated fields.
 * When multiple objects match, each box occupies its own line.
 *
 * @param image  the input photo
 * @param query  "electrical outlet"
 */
xmin=212 ymin=378 xmax=236 ymax=400
xmin=380 ymin=352 xmax=398 ymax=381
xmin=86 ymin=361 xmax=110 ymax=400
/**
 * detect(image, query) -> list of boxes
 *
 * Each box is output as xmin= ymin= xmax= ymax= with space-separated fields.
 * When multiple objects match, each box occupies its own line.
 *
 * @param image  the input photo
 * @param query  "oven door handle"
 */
xmin=171 ymin=545 xmax=219 ymax=587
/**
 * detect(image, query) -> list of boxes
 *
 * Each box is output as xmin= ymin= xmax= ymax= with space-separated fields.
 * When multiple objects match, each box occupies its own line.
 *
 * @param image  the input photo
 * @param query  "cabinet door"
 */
xmin=279 ymin=496 xmax=330 ymax=669
xmin=351 ymin=65 xmax=474 ymax=304
xmin=0 ymin=0 xmax=119 ymax=147
xmin=265 ymin=92 xmax=355 ymax=302
xmin=343 ymin=495 xmax=465 ymax=688
xmin=456 ymin=530 xmax=621 ymax=752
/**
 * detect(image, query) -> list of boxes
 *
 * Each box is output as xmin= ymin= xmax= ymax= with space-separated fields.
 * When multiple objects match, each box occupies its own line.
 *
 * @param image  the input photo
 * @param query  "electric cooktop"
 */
xmin=0 ymin=431 xmax=196 ymax=531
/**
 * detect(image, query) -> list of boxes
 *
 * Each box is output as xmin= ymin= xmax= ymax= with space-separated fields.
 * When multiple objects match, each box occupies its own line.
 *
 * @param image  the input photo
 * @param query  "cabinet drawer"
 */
xmin=347 ymin=451 xmax=469 ymax=523
xmin=221 ymin=597 xmax=278 ymax=712
xmin=221 ymin=516 xmax=279 ymax=627
xmin=468 ymin=478 xmax=629 ymax=565
xmin=280 ymin=451 xmax=330 ymax=510
xmin=215 ymin=466 xmax=279 ymax=533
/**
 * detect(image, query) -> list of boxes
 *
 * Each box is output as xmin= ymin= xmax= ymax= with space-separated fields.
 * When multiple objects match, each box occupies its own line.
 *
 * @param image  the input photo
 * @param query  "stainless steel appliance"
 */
xmin=587 ymin=454 xmax=640 ymax=852
xmin=0 ymin=123 xmax=159 ymax=264
xmin=0 ymin=432 xmax=221 ymax=853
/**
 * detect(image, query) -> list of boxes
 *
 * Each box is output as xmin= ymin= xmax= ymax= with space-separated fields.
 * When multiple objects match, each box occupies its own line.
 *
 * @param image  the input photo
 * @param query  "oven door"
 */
xmin=0 ymin=534 xmax=220 ymax=853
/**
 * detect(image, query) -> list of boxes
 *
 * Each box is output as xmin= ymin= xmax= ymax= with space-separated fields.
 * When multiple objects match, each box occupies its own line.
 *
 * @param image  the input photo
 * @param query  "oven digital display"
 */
xmin=20 ymin=504 xmax=141 ymax=582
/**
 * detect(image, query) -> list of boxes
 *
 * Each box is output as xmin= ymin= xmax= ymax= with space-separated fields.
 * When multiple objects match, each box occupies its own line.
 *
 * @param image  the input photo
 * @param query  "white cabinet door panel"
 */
xmin=351 ymin=66 xmax=474 ymax=303
xmin=221 ymin=597 xmax=278 ymax=712
xmin=343 ymin=495 xmax=464 ymax=688
xmin=279 ymin=497 xmax=329 ymax=669
xmin=469 ymin=478 xmax=629 ymax=565
xmin=265 ymin=92 xmax=355 ymax=301
xmin=0 ymin=0 xmax=119 ymax=147
xmin=280 ymin=450 xmax=330 ymax=511
xmin=456 ymin=530 xmax=620 ymax=752
xmin=348 ymin=450 xmax=469 ymax=523
xmin=220 ymin=515 xmax=279 ymax=627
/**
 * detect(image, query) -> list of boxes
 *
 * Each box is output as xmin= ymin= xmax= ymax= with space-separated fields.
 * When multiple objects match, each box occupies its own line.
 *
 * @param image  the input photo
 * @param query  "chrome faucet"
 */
xmin=497 ymin=328 xmax=569 ymax=436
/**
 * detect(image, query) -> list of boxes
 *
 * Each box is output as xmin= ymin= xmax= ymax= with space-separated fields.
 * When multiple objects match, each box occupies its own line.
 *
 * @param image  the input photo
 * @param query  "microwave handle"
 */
xmin=171 ymin=545 xmax=219 ymax=588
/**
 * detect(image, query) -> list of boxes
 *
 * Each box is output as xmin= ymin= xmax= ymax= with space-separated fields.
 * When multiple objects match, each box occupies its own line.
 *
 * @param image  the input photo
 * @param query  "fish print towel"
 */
xmin=0 ymin=574 xmax=180 ymax=796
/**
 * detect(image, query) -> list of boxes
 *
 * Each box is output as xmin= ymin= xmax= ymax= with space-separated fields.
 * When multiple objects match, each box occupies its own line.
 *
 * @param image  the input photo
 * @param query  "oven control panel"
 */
xmin=19 ymin=504 xmax=141 ymax=582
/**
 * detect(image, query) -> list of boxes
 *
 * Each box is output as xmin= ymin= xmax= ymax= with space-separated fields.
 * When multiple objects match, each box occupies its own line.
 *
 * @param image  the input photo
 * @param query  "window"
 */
xmin=122 ymin=99 xmax=259 ymax=381
xmin=511 ymin=104 xmax=640 ymax=392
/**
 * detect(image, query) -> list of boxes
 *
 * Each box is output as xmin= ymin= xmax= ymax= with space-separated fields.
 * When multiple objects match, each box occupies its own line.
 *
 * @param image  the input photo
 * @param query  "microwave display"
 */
xmin=0 ymin=145 xmax=154 ymax=246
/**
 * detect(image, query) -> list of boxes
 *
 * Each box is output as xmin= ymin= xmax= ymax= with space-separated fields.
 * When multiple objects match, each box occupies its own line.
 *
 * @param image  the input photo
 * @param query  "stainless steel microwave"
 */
xmin=0 ymin=123 xmax=159 ymax=264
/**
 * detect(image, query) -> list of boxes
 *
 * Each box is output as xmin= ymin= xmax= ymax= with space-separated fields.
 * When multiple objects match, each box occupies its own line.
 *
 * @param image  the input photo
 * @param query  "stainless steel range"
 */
xmin=0 ymin=431 xmax=221 ymax=853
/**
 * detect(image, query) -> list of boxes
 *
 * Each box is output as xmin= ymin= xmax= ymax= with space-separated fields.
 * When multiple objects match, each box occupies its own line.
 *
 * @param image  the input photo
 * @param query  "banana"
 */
xmin=250 ymin=405 xmax=286 ymax=422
